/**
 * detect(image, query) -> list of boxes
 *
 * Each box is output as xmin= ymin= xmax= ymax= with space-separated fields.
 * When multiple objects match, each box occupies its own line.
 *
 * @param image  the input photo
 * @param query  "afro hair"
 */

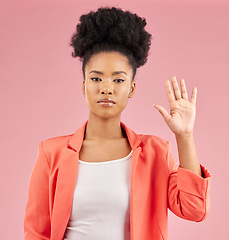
xmin=69 ymin=6 xmax=152 ymax=79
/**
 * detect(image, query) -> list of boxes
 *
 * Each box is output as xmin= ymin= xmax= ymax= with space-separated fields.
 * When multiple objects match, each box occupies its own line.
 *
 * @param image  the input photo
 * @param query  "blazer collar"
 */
xmin=68 ymin=120 xmax=142 ymax=152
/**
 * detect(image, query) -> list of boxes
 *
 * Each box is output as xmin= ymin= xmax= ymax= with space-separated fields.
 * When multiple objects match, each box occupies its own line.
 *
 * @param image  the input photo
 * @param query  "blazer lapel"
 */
xmin=51 ymin=120 xmax=142 ymax=240
xmin=118 ymin=122 xmax=143 ymax=240
xmin=50 ymin=121 xmax=86 ymax=240
xmin=51 ymin=147 xmax=79 ymax=240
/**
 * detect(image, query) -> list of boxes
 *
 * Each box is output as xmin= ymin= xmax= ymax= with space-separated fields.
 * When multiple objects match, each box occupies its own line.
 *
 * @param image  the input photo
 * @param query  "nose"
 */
xmin=100 ymin=79 xmax=114 ymax=95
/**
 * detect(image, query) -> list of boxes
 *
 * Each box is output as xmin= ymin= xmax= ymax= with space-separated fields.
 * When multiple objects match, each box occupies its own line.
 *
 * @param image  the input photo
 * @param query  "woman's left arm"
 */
xmin=153 ymin=76 xmax=202 ymax=177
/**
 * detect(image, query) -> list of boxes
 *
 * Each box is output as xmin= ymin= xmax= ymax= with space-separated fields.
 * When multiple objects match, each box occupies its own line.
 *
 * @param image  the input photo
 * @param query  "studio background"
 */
xmin=0 ymin=0 xmax=228 ymax=239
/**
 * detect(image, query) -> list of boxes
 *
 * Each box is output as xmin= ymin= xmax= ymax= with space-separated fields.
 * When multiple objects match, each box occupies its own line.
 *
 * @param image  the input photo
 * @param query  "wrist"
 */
xmin=175 ymin=131 xmax=193 ymax=141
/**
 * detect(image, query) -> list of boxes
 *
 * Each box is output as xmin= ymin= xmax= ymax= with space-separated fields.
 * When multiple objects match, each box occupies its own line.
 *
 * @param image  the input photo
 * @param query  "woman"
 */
xmin=24 ymin=6 xmax=211 ymax=240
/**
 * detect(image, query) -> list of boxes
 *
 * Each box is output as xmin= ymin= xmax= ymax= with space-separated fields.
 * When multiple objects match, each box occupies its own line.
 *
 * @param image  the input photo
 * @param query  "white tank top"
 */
xmin=63 ymin=149 xmax=133 ymax=240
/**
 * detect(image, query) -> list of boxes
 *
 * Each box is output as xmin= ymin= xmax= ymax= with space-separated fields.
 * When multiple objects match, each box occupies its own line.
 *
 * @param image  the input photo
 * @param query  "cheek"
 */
xmin=118 ymin=88 xmax=130 ymax=103
xmin=120 ymin=86 xmax=131 ymax=97
xmin=85 ymin=84 xmax=96 ymax=96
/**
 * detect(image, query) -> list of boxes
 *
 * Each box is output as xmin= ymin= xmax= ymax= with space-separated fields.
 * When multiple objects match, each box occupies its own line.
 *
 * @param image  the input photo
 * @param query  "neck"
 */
xmin=84 ymin=114 xmax=125 ymax=141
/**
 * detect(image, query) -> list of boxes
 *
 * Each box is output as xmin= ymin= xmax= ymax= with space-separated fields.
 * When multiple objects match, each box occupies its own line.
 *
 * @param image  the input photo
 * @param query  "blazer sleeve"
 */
xmin=166 ymin=141 xmax=211 ymax=222
xmin=24 ymin=141 xmax=51 ymax=240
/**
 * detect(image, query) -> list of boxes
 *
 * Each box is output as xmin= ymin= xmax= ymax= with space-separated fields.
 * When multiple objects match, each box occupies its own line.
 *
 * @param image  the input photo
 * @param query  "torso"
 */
xmin=79 ymin=137 xmax=132 ymax=163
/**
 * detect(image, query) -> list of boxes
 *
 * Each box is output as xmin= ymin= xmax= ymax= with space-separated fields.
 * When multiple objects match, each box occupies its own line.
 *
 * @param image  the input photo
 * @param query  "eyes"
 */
xmin=91 ymin=77 xmax=125 ymax=83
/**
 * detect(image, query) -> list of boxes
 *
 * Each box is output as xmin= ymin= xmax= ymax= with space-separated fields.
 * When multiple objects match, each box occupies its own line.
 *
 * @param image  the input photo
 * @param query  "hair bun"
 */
xmin=69 ymin=6 xmax=152 ymax=68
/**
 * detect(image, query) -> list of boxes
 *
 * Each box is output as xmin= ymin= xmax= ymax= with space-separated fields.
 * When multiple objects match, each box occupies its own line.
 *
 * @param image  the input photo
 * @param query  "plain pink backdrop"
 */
xmin=1 ymin=0 xmax=228 ymax=239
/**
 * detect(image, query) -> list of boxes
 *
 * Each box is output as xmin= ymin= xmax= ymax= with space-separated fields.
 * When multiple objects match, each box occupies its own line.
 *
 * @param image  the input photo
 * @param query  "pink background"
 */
xmin=1 ymin=0 xmax=228 ymax=239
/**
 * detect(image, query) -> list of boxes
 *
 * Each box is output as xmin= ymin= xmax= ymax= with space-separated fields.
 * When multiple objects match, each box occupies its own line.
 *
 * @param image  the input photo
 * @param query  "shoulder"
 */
xmin=40 ymin=133 xmax=74 ymax=157
xmin=136 ymin=134 xmax=174 ymax=171
xmin=137 ymin=133 xmax=170 ymax=152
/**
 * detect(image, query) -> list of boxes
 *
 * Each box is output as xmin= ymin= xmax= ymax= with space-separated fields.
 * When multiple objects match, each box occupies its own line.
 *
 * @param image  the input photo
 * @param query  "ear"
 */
xmin=129 ymin=81 xmax=136 ymax=98
xmin=82 ymin=80 xmax=86 ymax=97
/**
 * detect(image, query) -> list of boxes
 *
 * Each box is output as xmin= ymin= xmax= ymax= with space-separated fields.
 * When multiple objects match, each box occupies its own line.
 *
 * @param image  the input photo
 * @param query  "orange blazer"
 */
xmin=24 ymin=120 xmax=211 ymax=240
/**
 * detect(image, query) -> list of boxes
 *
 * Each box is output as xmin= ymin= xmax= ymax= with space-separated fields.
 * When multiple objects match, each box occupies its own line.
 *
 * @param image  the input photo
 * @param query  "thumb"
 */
xmin=153 ymin=104 xmax=171 ymax=123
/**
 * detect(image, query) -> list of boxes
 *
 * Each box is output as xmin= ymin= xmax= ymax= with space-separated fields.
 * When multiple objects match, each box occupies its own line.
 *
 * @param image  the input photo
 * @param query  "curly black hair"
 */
xmin=69 ymin=6 xmax=152 ymax=80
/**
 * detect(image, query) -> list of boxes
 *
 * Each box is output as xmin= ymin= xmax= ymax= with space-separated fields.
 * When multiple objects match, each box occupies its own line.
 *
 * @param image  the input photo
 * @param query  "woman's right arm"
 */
xmin=24 ymin=141 xmax=51 ymax=240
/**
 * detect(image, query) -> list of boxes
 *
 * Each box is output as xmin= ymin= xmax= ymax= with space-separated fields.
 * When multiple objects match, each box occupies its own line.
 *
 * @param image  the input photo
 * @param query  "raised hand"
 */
xmin=154 ymin=76 xmax=197 ymax=137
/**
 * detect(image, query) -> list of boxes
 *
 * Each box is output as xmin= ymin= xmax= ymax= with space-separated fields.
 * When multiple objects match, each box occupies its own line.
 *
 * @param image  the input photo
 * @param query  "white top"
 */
xmin=63 ymin=149 xmax=133 ymax=240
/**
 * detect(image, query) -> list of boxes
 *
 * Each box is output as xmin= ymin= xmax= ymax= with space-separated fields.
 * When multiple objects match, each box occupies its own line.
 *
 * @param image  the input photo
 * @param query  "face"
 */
xmin=82 ymin=51 xmax=136 ymax=119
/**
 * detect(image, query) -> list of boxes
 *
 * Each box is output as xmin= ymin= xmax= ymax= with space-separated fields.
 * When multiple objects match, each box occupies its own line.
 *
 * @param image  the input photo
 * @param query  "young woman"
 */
xmin=24 ymin=6 xmax=211 ymax=240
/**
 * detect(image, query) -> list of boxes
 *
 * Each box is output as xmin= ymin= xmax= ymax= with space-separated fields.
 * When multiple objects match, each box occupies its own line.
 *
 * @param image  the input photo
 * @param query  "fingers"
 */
xmin=153 ymin=104 xmax=171 ymax=123
xmin=166 ymin=76 xmax=189 ymax=101
xmin=171 ymin=76 xmax=181 ymax=100
xmin=165 ymin=79 xmax=175 ymax=103
xmin=190 ymin=87 xmax=197 ymax=105
xmin=165 ymin=76 xmax=183 ymax=104
xmin=180 ymin=78 xmax=188 ymax=100
xmin=165 ymin=76 xmax=197 ymax=105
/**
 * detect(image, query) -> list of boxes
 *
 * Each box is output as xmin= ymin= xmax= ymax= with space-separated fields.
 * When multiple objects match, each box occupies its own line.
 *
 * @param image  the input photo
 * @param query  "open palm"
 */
xmin=154 ymin=76 xmax=197 ymax=136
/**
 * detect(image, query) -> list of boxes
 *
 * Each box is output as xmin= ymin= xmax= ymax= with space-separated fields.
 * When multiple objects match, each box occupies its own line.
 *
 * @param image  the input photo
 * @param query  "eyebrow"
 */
xmin=89 ymin=70 xmax=127 ymax=75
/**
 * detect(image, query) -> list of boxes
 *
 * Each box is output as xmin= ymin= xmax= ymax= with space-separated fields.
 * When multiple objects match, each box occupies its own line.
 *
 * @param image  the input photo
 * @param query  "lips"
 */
xmin=97 ymin=98 xmax=116 ymax=104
